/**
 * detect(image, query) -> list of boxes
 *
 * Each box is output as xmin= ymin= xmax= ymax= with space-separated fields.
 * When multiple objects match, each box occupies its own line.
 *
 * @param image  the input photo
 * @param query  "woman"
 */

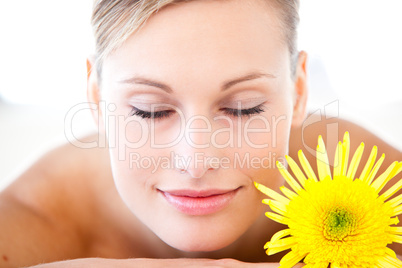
xmin=1 ymin=0 xmax=401 ymax=267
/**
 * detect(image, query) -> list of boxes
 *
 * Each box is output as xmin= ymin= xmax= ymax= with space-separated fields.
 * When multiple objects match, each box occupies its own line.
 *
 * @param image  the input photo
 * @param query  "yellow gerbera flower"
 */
xmin=255 ymin=132 xmax=402 ymax=268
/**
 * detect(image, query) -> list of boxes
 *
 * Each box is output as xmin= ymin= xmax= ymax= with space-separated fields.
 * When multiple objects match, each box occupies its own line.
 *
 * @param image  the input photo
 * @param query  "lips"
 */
xmin=159 ymin=188 xmax=241 ymax=215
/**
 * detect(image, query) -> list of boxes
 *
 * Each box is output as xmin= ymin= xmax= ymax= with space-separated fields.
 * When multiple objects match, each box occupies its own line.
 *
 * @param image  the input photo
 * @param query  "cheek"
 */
xmin=232 ymin=95 xmax=293 ymax=188
xmin=101 ymin=104 xmax=163 ymax=214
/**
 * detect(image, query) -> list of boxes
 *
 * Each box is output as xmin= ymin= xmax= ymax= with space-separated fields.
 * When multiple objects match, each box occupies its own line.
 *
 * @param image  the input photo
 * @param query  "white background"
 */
xmin=0 ymin=0 xmax=401 ymax=188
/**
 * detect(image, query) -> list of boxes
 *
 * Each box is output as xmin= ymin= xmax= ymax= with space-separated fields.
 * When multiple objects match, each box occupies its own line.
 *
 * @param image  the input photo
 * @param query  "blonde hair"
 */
xmin=92 ymin=0 xmax=300 ymax=76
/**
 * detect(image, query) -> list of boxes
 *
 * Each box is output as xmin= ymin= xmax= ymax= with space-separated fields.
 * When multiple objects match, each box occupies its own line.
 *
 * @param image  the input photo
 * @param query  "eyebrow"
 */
xmin=119 ymin=71 xmax=277 ymax=93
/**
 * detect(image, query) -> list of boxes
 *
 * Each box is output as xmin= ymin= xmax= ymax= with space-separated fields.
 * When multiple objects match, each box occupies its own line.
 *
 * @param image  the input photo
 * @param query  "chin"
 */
xmin=153 ymin=213 xmax=252 ymax=253
xmin=165 ymin=234 xmax=236 ymax=253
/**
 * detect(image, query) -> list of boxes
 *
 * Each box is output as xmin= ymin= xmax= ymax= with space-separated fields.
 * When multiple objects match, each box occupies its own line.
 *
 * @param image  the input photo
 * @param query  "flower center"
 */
xmin=323 ymin=207 xmax=357 ymax=241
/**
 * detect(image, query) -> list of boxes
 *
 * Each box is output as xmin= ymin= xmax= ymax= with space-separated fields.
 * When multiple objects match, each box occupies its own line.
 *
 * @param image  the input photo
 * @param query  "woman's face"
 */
xmin=97 ymin=0 xmax=304 ymax=251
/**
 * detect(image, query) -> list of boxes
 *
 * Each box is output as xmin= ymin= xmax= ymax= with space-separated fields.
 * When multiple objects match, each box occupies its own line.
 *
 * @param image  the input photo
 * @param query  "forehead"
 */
xmin=102 ymin=0 xmax=289 ymax=83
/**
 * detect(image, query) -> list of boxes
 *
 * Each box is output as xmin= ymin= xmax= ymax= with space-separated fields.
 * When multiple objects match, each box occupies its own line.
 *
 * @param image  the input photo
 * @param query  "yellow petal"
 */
xmin=385 ymin=247 xmax=397 ymax=258
xmin=254 ymin=181 xmax=290 ymax=205
xmin=262 ymin=198 xmax=270 ymax=204
xmin=359 ymin=146 xmax=378 ymax=182
xmin=376 ymin=255 xmax=402 ymax=268
xmin=277 ymin=161 xmax=303 ymax=193
xmin=346 ymin=142 xmax=364 ymax=180
xmin=269 ymin=236 xmax=296 ymax=249
xmin=286 ymin=155 xmax=307 ymax=188
xmin=381 ymin=166 xmax=402 ymax=201
xmin=392 ymin=205 xmax=402 ymax=217
xmin=266 ymin=243 xmax=291 ymax=256
xmin=270 ymin=228 xmax=292 ymax=243
xmin=316 ymin=135 xmax=332 ymax=181
xmin=341 ymin=131 xmax=350 ymax=176
xmin=391 ymin=234 xmax=402 ymax=244
xmin=298 ymin=149 xmax=318 ymax=182
xmin=365 ymin=153 xmax=385 ymax=185
xmin=389 ymin=226 xmax=402 ymax=235
xmin=280 ymin=186 xmax=298 ymax=200
xmin=264 ymin=240 xmax=270 ymax=249
xmin=266 ymin=200 xmax=287 ymax=216
xmin=388 ymin=193 xmax=402 ymax=207
xmin=333 ymin=141 xmax=343 ymax=178
xmin=390 ymin=217 xmax=400 ymax=225
xmin=279 ymin=250 xmax=307 ymax=268
xmin=371 ymin=161 xmax=400 ymax=193
xmin=265 ymin=212 xmax=288 ymax=225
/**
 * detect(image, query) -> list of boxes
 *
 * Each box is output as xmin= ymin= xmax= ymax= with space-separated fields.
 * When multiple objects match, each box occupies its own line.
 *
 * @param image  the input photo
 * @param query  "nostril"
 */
xmin=173 ymin=153 xmax=221 ymax=178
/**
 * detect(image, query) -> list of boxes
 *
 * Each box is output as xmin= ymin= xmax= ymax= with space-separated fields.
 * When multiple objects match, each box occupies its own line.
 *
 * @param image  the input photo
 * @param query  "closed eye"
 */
xmin=130 ymin=107 xmax=175 ymax=120
xmin=221 ymin=104 xmax=265 ymax=117
xmin=130 ymin=103 xmax=266 ymax=120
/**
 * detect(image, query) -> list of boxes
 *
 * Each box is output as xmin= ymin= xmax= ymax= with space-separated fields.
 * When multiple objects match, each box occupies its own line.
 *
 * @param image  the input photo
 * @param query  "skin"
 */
xmin=0 ymin=0 xmax=401 ymax=267
xmin=98 ymin=0 xmax=299 ymax=254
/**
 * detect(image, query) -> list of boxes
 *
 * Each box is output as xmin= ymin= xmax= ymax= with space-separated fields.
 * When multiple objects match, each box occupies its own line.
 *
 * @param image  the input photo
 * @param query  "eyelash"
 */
xmin=130 ymin=107 xmax=175 ymax=120
xmin=130 ymin=104 xmax=266 ymax=120
xmin=221 ymin=104 xmax=265 ymax=117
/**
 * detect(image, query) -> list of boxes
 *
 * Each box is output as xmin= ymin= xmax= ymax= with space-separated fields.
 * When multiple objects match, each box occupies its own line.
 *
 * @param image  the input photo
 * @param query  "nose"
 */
xmin=173 ymin=116 xmax=221 ymax=178
xmin=174 ymin=154 xmax=218 ymax=178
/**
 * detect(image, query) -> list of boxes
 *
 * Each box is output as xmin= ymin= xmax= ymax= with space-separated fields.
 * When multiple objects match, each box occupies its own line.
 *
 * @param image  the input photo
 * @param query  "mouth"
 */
xmin=158 ymin=187 xmax=242 ymax=216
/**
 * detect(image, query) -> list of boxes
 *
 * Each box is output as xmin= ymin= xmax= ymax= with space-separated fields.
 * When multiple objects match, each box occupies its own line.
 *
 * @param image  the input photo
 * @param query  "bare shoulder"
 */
xmin=0 ymin=134 xmax=113 ymax=267
xmin=289 ymin=113 xmax=402 ymax=166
